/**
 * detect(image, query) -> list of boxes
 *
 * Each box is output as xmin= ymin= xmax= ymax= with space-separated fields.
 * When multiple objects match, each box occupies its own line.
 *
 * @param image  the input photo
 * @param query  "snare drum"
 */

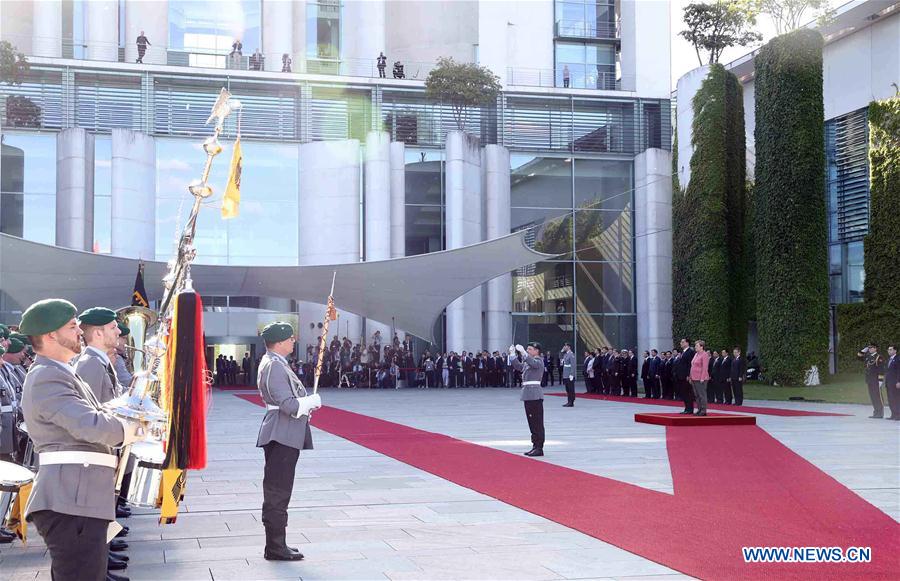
xmin=0 ymin=460 xmax=35 ymax=522
xmin=125 ymin=440 xmax=165 ymax=509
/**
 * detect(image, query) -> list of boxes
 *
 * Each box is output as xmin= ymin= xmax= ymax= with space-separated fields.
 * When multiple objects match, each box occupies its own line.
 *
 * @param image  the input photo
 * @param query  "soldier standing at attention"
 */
xmin=508 ymin=342 xmax=545 ymax=456
xmin=559 ymin=343 xmax=576 ymax=407
xmin=256 ymin=322 xmax=322 ymax=561
xmin=75 ymin=308 xmax=124 ymax=404
xmin=19 ymin=299 xmax=146 ymax=581
xmin=859 ymin=343 xmax=885 ymax=419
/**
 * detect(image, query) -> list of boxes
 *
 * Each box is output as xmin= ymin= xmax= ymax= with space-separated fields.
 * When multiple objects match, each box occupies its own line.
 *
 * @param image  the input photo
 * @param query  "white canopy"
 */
xmin=0 ymin=232 xmax=552 ymax=341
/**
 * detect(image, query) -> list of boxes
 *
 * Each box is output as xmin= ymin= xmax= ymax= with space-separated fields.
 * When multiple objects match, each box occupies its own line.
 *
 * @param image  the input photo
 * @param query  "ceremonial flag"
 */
xmin=221 ymin=137 xmax=242 ymax=219
xmin=132 ymin=262 xmax=149 ymax=307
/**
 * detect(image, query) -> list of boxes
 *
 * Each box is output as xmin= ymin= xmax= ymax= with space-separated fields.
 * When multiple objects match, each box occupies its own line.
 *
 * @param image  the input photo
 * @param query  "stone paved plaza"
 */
xmin=2 ymin=386 xmax=898 ymax=580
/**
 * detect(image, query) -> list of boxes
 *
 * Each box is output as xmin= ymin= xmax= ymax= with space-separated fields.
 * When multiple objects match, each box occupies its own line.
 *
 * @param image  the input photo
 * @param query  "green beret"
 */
xmin=19 ymin=299 xmax=78 ymax=336
xmin=0 ymin=345 xmax=5 ymax=356
xmin=6 ymin=338 xmax=25 ymax=354
xmin=261 ymin=321 xmax=294 ymax=343
xmin=9 ymin=332 xmax=30 ymax=345
xmin=117 ymin=322 xmax=130 ymax=336
xmin=0 ymin=324 xmax=9 ymax=339
xmin=78 ymin=307 xmax=118 ymax=327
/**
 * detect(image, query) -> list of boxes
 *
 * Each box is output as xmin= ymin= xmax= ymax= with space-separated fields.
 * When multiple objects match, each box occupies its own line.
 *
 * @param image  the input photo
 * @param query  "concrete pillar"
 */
xmin=634 ymin=148 xmax=673 ymax=353
xmin=56 ymin=128 xmax=95 ymax=251
xmin=389 ymin=141 xmax=406 ymax=258
xmin=364 ymin=131 xmax=392 ymax=340
xmin=85 ymin=0 xmax=119 ymax=61
xmin=32 ymin=0 xmax=62 ymax=58
xmin=445 ymin=130 xmax=483 ymax=352
xmin=111 ymin=129 xmax=155 ymax=259
xmin=675 ymin=65 xmax=710 ymax=190
xmin=262 ymin=0 xmax=292 ymax=72
xmin=341 ymin=0 xmax=385 ymax=70
xmin=484 ymin=144 xmax=512 ymax=352
xmin=619 ymin=0 xmax=671 ymax=97
xmin=124 ymin=0 xmax=168 ymax=65
xmin=298 ymin=140 xmax=362 ymax=349
xmin=291 ymin=0 xmax=308 ymax=72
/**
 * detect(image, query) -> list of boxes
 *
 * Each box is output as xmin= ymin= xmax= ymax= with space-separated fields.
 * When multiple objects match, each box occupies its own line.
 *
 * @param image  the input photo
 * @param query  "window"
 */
xmin=555 ymin=42 xmax=616 ymax=89
xmin=0 ymin=133 xmax=57 ymax=244
xmin=405 ymin=148 xmax=444 ymax=255
xmin=511 ymin=155 xmax=572 ymax=208
xmin=555 ymin=0 xmax=617 ymax=39
xmin=93 ymin=137 xmax=111 ymax=253
xmin=169 ymin=0 xmax=261 ymax=65
xmin=306 ymin=0 xmax=341 ymax=60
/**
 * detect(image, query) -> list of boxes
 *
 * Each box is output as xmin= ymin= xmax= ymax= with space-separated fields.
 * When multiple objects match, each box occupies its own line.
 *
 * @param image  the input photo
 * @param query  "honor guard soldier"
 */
xmin=113 ymin=323 xmax=134 ymax=387
xmin=508 ymin=342 xmax=545 ymax=456
xmin=75 ymin=308 xmax=125 ymax=404
xmin=256 ymin=322 xmax=322 ymax=561
xmin=859 ymin=343 xmax=886 ymax=419
xmin=559 ymin=343 xmax=576 ymax=407
xmin=18 ymin=299 xmax=146 ymax=581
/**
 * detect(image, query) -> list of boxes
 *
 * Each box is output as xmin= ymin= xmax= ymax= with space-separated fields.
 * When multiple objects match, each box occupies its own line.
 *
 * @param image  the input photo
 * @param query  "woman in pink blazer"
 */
xmin=690 ymin=340 xmax=711 ymax=416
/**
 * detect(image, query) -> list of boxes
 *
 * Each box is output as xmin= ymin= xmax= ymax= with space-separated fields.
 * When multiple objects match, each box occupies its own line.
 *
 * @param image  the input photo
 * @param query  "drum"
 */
xmin=0 ymin=460 xmax=35 ymax=523
xmin=125 ymin=440 xmax=165 ymax=508
xmin=16 ymin=420 xmax=36 ymax=469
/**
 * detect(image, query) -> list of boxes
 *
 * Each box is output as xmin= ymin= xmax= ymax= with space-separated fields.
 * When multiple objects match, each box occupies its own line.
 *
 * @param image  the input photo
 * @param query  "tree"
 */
xmin=0 ymin=40 xmax=30 ymax=85
xmin=425 ymin=57 xmax=501 ymax=131
xmin=680 ymin=1 xmax=763 ymax=66
xmin=760 ymin=0 xmax=830 ymax=35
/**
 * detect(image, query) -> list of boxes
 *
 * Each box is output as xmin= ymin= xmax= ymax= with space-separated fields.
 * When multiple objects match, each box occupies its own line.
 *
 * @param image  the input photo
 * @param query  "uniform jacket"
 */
xmin=75 ymin=346 xmax=122 ymax=404
xmin=641 ymin=357 xmax=650 ymax=380
xmin=256 ymin=350 xmax=313 ymax=451
xmin=560 ymin=350 xmax=576 ymax=378
xmin=649 ymin=356 xmax=661 ymax=378
xmin=22 ymin=355 xmax=125 ymax=521
xmin=510 ymin=354 xmax=544 ymax=401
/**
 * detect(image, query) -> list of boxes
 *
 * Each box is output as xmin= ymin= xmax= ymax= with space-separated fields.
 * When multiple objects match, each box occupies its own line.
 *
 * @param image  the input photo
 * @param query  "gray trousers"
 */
xmin=692 ymin=380 xmax=708 ymax=412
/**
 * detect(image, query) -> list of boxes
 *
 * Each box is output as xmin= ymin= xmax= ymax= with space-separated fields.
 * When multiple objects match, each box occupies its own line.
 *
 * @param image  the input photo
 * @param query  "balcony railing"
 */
xmin=507 ymin=67 xmax=626 ymax=91
xmin=555 ymin=19 xmax=620 ymax=40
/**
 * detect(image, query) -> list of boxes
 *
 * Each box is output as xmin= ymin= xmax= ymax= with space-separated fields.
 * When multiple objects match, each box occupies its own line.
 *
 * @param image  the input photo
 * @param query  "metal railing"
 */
xmin=555 ymin=19 xmax=620 ymax=40
xmin=506 ymin=67 xmax=626 ymax=91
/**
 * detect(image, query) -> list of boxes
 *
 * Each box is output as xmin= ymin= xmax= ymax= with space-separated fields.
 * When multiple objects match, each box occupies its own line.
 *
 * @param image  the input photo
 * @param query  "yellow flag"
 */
xmin=7 ymin=481 xmax=31 ymax=542
xmin=222 ymin=137 xmax=242 ymax=219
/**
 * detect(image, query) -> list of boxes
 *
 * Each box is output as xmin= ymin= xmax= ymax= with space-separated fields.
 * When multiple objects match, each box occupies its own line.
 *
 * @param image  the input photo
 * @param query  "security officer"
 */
xmin=858 ymin=343 xmax=885 ymax=419
xmin=559 ymin=343 xmax=576 ymax=407
xmin=256 ymin=321 xmax=322 ymax=561
xmin=19 ymin=299 xmax=146 ymax=581
xmin=508 ymin=342 xmax=545 ymax=456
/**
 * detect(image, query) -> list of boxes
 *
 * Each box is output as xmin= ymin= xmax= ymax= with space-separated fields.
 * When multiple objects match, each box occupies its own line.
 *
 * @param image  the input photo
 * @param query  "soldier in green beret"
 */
xmin=113 ymin=322 xmax=133 ymax=388
xmin=256 ymin=321 xmax=322 ymax=561
xmin=2 ymin=338 xmax=28 ymax=396
xmin=75 ymin=308 xmax=125 ymax=404
xmin=18 ymin=299 xmax=148 ymax=581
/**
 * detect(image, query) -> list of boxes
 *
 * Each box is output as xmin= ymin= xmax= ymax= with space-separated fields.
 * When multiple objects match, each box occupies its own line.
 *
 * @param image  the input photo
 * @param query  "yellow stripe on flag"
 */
xmin=222 ymin=137 xmax=242 ymax=219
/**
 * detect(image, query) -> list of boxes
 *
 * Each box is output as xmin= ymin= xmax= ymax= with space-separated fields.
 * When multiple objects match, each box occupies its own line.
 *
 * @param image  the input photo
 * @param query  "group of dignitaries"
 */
xmin=582 ymin=341 xmax=748 ymax=415
xmin=1 ymin=301 xmax=147 ymax=581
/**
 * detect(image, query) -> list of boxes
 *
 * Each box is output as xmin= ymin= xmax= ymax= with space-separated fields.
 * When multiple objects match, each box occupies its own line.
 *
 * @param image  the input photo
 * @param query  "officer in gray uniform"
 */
xmin=113 ymin=323 xmax=134 ymax=387
xmin=18 ymin=299 xmax=145 ymax=581
xmin=560 ymin=343 xmax=576 ymax=407
xmin=74 ymin=308 xmax=125 ymax=404
xmin=508 ymin=342 xmax=545 ymax=456
xmin=256 ymin=322 xmax=322 ymax=561
xmin=0 ymin=344 xmax=16 ymax=461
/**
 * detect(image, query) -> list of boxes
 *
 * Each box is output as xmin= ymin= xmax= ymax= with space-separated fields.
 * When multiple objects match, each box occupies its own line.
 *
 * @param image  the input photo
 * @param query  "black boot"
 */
xmin=525 ymin=449 xmax=544 ymax=457
xmin=264 ymin=527 xmax=304 ymax=561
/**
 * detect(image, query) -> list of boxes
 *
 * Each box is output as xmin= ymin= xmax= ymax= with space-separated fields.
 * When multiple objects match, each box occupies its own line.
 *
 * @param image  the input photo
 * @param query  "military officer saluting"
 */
xmin=18 ymin=299 xmax=146 ymax=581
xmin=508 ymin=342 xmax=546 ymax=457
xmin=256 ymin=322 xmax=322 ymax=561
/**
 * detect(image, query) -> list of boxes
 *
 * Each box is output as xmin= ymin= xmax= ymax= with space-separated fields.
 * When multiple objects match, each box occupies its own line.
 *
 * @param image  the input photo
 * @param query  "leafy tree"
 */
xmin=425 ymin=57 xmax=501 ymax=131
xmin=760 ymin=0 xmax=830 ymax=35
xmin=0 ymin=40 xmax=30 ymax=86
xmin=680 ymin=1 xmax=762 ymax=66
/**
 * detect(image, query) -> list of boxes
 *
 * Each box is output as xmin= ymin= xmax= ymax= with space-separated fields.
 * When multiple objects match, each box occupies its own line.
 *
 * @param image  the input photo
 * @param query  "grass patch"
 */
xmin=744 ymin=372 xmax=871 ymax=405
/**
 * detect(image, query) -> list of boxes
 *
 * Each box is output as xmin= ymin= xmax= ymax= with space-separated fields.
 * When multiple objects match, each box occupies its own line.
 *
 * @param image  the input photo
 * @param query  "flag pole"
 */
xmin=313 ymin=272 xmax=337 ymax=395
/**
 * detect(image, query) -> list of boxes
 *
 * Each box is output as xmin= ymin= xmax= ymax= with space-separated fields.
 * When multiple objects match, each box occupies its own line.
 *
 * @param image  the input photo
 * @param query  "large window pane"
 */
xmin=573 ymin=209 xmax=633 ymax=262
xmin=93 ymin=137 xmax=111 ymax=253
xmin=575 ymin=261 xmax=634 ymax=313
xmin=513 ymin=261 xmax=574 ymax=314
xmin=307 ymin=0 xmax=341 ymax=59
xmin=512 ymin=208 xmax=573 ymax=258
xmin=574 ymin=158 xmax=632 ymax=209
xmin=169 ymin=0 xmax=261 ymax=56
xmin=405 ymin=205 xmax=443 ymax=256
xmin=511 ymin=313 xmax=574 ymax=355
xmin=1 ymin=133 xmax=56 ymax=242
xmin=405 ymin=149 xmax=442 ymax=205
xmin=511 ymin=155 xmax=572 ymax=208
xmin=575 ymin=313 xmax=636 ymax=352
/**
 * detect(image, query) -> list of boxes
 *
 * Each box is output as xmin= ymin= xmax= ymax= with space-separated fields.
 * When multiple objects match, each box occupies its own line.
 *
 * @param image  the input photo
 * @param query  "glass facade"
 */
xmin=510 ymin=154 xmax=635 ymax=356
xmin=555 ymin=0 xmax=617 ymax=39
xmin=555 ymin=42 xmax=617 ymax=90
xmin=169 ymin=0 xmax=261 ymax=67
xmin=94 ymin=137 xmax=111 ymax=254
xmin=0 ymin=133 xmax=56 ymax=244
xmin=306 ymin=0 xmax=342 ymax=60
xmin=825 ymin=107 xmax=869 ymax=304
xmin=404 ymin=148 xmax=444 ymax=256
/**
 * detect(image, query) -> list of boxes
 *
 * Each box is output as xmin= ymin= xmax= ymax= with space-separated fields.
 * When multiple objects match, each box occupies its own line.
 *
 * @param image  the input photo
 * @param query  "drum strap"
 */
xmin=1 ymin=405 xmax=13 ymax=412
xmin=39 ymin=451 xmax=117 ymax=468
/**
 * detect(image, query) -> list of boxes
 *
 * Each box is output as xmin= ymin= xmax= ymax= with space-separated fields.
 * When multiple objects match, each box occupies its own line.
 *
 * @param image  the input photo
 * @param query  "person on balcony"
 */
xmin=282 ymin=54 xmax=292 ymax=73
xmin=230 ymin=39 xmax=243 ymax=56
xmin=562 ymin=65 xmax=570 ymax=88
xmin=135 ymin=31 xmax=150 ymax=64
xmin=377 ymin=52 xmax=387 ymax=78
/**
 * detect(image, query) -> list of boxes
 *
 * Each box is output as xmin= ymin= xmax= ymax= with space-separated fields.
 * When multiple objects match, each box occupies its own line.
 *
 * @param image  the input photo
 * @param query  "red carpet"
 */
xmin=214 ymin=385 xmax=257 ymax=391
xmin=237 ymin=393 xmax=899 ymax=579
xmin=547 ymin=392 xmax=850 ymax=416
xmin=635 ymin=412 xmax=756 ymax=426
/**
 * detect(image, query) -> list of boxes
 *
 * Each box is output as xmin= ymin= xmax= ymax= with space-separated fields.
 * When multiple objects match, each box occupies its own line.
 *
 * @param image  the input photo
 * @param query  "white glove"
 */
xmin=515 ymin=344 xmax=526 ymax=355
xmin=293 ymin=393 xmax=323 ymax=418
xmin=569 ymin=375 xmax=574 ymax=381
xmin=119 ymin=419 xmax=146 ymax=447
xmin=508 ymin=345 xmax=516 ymax=357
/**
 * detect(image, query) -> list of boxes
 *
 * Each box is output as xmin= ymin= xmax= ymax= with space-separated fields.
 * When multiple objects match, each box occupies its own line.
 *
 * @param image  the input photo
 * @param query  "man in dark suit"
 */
xmin=606 ymin=349 xmax=620 ymax=396
xmin=627 ymin=350 xmax=639 ymax=397
xmin=648 ymin=349 xmax=661 ymax=398
xmin=660 ymin=351 xmax=674 ymax=399
xmin=708 ymin=352 xmax=720 ymax=403
xmin=641 ymin=351 xmax=651 ymax=398
xmin=675 ymin=339 xmax=695 ymax=414
xmin=885 ymin=345 xmax=899 ymax=421
xmin=719 ymin=349 xmax=733 ymax=404
xmin=729 ymin=346 xmax=747 ymax=406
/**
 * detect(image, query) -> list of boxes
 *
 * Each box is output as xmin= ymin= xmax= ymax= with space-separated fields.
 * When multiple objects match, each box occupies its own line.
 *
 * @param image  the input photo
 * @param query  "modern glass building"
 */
xmin=0 ymin=0 xmax=673 ymax=362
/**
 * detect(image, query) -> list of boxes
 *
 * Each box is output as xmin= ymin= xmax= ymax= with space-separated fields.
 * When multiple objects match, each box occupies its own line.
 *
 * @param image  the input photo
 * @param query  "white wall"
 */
xmin=823 ymin=11 xmax=900 ymax=120
xmin=477 ymin=0 xmax=554 ymax=86
xmin=124 ymin=0 xmax=168 ymax=65
xmin=620 ymin=0 xmax=671 ymax=97
xmin=385 ymin=0 xmax=478 ymax=69
xmin=343 ymin=0 xmax=386 ymax=68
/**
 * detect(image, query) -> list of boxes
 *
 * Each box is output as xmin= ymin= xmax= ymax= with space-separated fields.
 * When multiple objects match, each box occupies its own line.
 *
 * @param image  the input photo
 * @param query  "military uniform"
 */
xmin=75 ymin=346 xmax=124 ymax=404
xmin=560 ymin=348 xmax=576 ymax=406
xmin=860 ymin=348 xmax=885 ymax=418
xmin=256 ymin=322 xmax=321 ymax=561
xmin=509 ymin=344 xmax=545 ymax=456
